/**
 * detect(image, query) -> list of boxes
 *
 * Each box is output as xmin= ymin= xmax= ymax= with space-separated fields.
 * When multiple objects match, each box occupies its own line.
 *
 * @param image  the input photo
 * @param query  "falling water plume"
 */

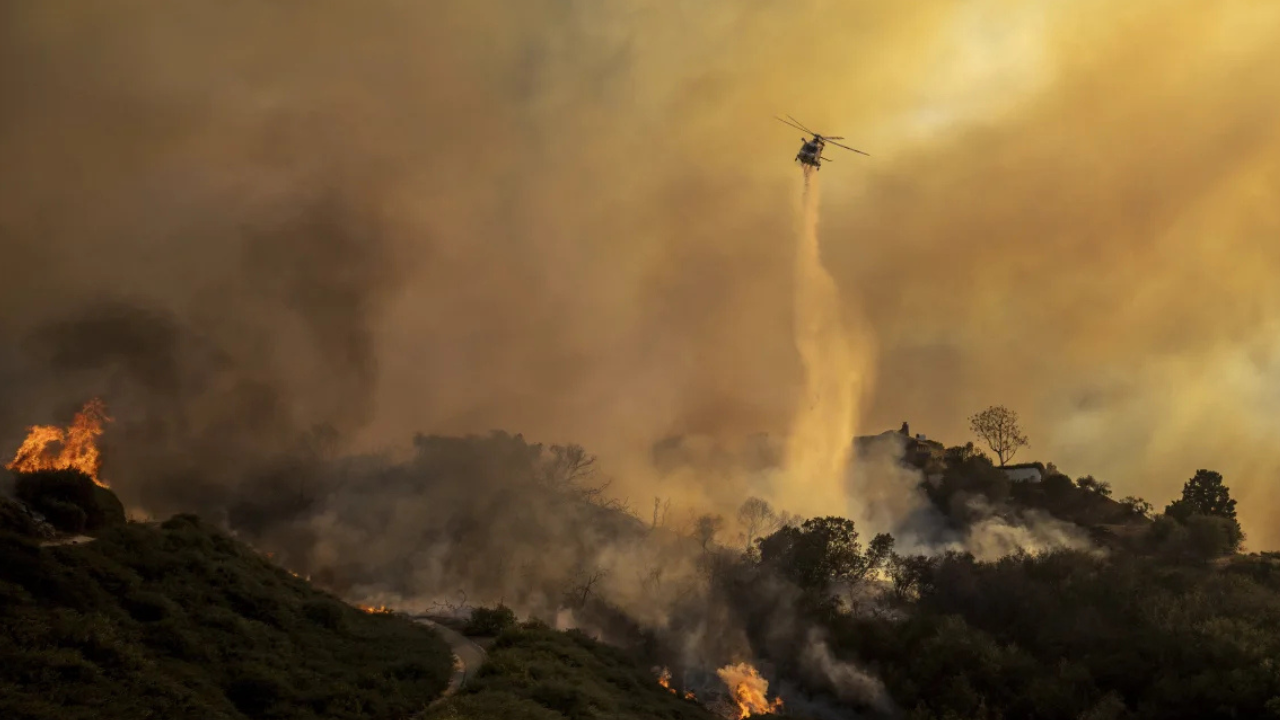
xmin=782 ymin=167 xmax=869 ymax=519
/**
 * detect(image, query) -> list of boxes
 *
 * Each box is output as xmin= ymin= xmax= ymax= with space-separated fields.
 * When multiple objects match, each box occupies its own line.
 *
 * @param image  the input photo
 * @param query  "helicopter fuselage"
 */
xmin=796 ymin=137 xmax=825 ymax=168
xmin=778 ymin=115 xmax=866 ymax=169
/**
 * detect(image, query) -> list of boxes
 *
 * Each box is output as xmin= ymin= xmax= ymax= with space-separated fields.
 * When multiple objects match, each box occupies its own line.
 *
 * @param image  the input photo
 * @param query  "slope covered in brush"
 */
xmin=0 ymin=506 xmax=454 ymax=720
xmin=424 ymin=622 xmax=728 ymax=720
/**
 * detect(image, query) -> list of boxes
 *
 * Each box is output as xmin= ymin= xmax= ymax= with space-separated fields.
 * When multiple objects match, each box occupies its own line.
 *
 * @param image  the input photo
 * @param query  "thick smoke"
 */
xmin=8 ymin=4 xmax=1275 ymax=716
xmin=4 ymin=1 xmax=1280 ymax=544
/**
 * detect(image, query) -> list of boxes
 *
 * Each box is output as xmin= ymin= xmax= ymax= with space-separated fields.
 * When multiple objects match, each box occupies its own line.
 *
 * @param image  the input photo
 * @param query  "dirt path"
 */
xmin=413 ymin=617 xmax=487 ymax=705
xmin=39 ymin=535 xmax=96 ymax=547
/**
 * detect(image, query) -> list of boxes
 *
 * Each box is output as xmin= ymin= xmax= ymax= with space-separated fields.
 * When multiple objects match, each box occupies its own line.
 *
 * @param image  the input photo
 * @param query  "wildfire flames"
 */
xmin=6 ymin=399 xmax=112 ymax=488
xmin=358 ymin=604 xmax=393 ymax=614
xmin=716 ymin=663 xmax=783 ymax=719
xmin=655 ymin=667 xmax=698 ymax=701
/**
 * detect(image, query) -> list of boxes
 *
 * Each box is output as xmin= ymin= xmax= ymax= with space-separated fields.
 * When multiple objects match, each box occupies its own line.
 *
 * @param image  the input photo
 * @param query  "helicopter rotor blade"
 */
xmin=774 ymin=116 xmax=810 ymax=134
xmin=825 ymin=139 xmax=870 ymax=156
xmin=787 ymin=114 xmax=818 ymax=135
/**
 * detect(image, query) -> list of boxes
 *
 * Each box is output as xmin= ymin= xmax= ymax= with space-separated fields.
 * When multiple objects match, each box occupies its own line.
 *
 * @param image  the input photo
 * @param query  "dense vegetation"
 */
xmin=5 ymin=418 xmax=1279 ymax=720
xmin=0 ymin=473 xmax=455 ymax=720
xmin=9 ymin=468 xmax=125 ymax=537
xmin=836 ymin=548 xmax=1280 ymax=719
xmin=693 ymin=448 xmax=1279 ymax=720
xmin=425 ymin=621 xmax=723 ymax=720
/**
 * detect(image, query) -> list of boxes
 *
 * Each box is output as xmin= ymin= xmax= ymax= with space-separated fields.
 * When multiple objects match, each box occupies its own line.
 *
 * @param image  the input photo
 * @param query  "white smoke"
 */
xmin=782 ymin=166 xmax=876 ymax=522
xmin=799 ymin=629 xmax=897 ymax=716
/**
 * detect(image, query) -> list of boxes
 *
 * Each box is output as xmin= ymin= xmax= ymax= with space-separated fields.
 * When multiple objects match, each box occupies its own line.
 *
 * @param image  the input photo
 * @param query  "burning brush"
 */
xmin=716 ymin=663 xmax=784 ymax=719
xmin=655 ymin=663 xmax=782 ymax=719
xmin=655 ymin=667 xmax=698 ymax=701
xmin=6 ymin=399 xmax=113 ymax=488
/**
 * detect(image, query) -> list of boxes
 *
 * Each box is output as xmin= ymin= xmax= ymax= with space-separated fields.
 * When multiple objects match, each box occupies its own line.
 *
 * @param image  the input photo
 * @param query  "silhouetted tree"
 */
xmin=650 ymin=497 xmax=671 ymax=530
xmin=1075 ymin=475 xmax=1112 ymax=498
xmin=1166 ymin=469 xmax=1237 ymax=521
xmin=737 ymin=496 xmax=782 ymax=554
xmin=926 ymin=448 xmax=1011 ymax=524
xmin=1162 ymin=469 xmax=1243 ymax=555
xmin=1119 ymin=496 xmax=1153 ymax=518
xmin=968 ymin=405 xmax=1029 ymax=466
xmin=758 ymin=517 xmax=887 ymax=598
xmin=693 ymin=514 xmax=724 ymax=550
xmin=564 ymin=567 xmax=608 ymax=608
xmin=887 ymin=552 xmax=934 ymax=602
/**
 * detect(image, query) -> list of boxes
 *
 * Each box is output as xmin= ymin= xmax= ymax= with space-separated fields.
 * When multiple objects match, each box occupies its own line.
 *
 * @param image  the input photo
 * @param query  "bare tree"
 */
xmin=736 ymin=497 xmax=782 ymax=553
xmin=543 ymin=443 xmax=597 ymax=487
xmin=638 ymin=564 xmax=665 ymax=596
xmin=539 ymin=443 xmax=637 ymax=516
xmin=564 ymin=567 xmax=608 ymax=609
xmin=693 ymin=514 xmax=724 ymax=550
xmin=651 ymin=497 xmax=671 ymax=531
xmin=968 ymin=405 xmax=1029 ymax=466
xmin=429 ymin=589 xmax=473 ymax=616
xmin=775 ymin=510 xmax=803 ymax=530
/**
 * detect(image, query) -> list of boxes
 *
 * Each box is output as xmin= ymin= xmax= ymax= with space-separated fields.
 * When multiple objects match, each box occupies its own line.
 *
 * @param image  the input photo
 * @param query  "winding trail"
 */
xmin=39 ymin=534 xmax=96 ymax=547
xmin=413 ymin=616 xmax=488 ymax=704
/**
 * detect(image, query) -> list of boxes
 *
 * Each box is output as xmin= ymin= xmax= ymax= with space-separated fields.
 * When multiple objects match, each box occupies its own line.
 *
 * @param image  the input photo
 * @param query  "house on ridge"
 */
xmin=1000 ymin=461 xmax=1046 ymax=483
xmin=852 ymin=421 xmax=946 ymax=477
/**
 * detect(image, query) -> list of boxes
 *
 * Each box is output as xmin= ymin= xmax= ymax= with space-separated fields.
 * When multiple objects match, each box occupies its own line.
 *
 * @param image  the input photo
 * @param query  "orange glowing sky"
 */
xmin=2 ymin=1 xmax=1278 ymax=546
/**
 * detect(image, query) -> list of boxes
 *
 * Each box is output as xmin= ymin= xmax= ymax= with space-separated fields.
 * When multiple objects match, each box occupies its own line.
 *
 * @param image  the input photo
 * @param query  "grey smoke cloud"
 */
xmin=2 ymin=0 xmax=1278 ymax=547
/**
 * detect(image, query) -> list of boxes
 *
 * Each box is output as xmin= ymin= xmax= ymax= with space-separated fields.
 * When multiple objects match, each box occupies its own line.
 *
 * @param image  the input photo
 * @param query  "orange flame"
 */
xmin=658 ymin=667 xmax=673 ymax=690
xmin=716 ymin=663 xmax=783 ymax=719
xmin=358 ymin=604 xmax=392 ymax=614
xmin=6 ymin=399 xmax=112 ymax=488
xmin=655 ymin=667 xmax=697 ymax=701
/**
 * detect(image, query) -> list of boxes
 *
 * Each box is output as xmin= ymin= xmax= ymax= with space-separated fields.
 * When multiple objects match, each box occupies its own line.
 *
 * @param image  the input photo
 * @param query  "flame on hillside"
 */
xmin=358 ymin=604 xmax=392 ymax=614
xmin=716 ymin=663 xmax=783 ymax=719
xmin=6 ymin=399 xmax=112 ymax=488
xmin=655 ymin=667 xmax=698 ymax=701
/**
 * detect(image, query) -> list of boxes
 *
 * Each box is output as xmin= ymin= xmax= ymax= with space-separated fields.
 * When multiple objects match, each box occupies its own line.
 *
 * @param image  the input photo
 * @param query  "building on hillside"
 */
xmin=852 ymin=421 xmax=946 ymax=476
xmin=1000 ymin=462 xmax=1046 ymax=483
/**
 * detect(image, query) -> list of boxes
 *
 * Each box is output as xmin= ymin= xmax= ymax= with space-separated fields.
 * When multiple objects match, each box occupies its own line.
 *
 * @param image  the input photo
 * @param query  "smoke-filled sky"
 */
xmin=2 ymin=1 xmax=1279 ymax=546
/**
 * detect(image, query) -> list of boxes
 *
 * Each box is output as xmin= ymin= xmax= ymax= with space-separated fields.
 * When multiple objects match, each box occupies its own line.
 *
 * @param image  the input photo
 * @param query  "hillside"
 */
xmin=424 ymin=622 xmax=727 ymax=720
xmin=0 ymin=482 xmax=456 ymax=720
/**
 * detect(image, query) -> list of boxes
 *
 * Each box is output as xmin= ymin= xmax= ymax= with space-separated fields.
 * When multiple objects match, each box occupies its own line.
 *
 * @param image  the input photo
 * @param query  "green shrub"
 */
xmin=427 ymin=626 xmax=718 ymax=720
xmin=466 ymin=604 xmax=517 ymax=636
xmin=0 ymin=495 xmax=42 ymax=536
xmin=120 ymin=590 xmax=166 ymax=622
xmin=224 ymin=664 xmax=295 ymax=716
xmin=301 ymin=599 xmax=347 ymax=631
xmin=0 ymin=513 xmax=455 ymax=718
xmin=86 ymin=485 xmax=126 ymax=531
xmin=12 ymin=469 xmax=125 ymax=535
xmin=40 ymin=499 xmax=87 ymax=534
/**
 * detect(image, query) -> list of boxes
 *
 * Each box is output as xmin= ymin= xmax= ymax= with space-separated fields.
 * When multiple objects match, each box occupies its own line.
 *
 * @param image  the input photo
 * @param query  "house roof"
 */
xmin=1001 ymin=462 xmax=1046 ymax=472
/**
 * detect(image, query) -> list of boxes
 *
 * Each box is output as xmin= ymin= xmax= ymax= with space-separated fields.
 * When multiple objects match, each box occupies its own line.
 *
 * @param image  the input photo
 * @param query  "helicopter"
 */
xmin=775 ymin=115 xmax=868 ymax=170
